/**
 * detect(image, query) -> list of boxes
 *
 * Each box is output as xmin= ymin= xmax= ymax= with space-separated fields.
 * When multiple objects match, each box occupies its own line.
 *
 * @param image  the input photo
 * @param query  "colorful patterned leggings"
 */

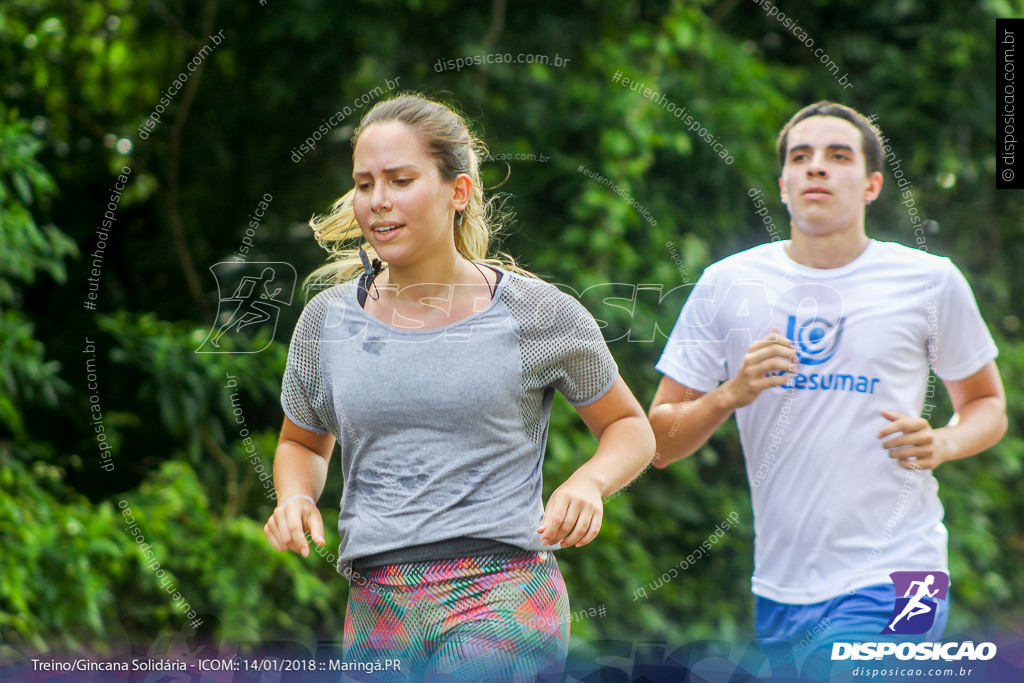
xmin=343 ymin=550 xmax=569 ymax=682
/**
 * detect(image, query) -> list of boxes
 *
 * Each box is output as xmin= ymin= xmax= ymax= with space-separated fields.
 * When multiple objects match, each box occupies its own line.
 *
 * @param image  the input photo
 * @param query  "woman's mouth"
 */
xmin=372 ymin=224 xmax=404 ymax=240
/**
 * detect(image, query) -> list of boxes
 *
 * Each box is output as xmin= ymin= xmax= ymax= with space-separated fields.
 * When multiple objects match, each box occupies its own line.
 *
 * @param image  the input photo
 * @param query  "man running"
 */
xmin=649 ymin=101 xmax=1006 ymax=671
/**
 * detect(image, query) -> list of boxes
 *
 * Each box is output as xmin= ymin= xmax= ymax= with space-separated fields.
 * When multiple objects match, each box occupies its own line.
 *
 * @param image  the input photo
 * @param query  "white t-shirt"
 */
xmin=656 ymin=240 xmax=998 ymax=604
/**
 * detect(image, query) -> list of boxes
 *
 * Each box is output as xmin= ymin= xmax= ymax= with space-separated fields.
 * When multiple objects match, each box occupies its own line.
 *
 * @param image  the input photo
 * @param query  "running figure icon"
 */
xmin=196 ymin=262 xmax=296 ymax=354
xmin=888 ymin=574 xmax=938 ymax=631
xmin=209 ymin=267 xmax=285 ymax=347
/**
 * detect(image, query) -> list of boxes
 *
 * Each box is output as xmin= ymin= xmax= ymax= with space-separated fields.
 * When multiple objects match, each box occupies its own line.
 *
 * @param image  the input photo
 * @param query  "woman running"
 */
xmin=264 ymin=93 xmax=654 ymax=681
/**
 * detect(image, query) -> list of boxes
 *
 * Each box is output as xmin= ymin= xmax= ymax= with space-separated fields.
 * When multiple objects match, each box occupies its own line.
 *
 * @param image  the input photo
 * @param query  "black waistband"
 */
xmin=351 ymin=537 xmax=524 ymax=571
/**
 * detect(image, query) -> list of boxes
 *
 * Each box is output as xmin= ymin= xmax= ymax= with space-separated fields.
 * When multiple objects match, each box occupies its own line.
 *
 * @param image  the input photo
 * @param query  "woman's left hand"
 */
xmin=538 ymin=475 xmax=604 ymax=548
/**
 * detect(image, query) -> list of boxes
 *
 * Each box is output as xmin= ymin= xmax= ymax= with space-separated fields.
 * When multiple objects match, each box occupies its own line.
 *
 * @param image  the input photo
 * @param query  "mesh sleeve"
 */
xmin=280 ymin=288 xmax=338 ymax=435
xmin=507 ymin=277 xmax=619 ymax=407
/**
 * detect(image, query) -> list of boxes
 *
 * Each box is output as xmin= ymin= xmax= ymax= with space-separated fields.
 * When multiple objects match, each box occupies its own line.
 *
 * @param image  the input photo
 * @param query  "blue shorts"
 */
xmin=755 ymin=583 xmax=949 ymax=678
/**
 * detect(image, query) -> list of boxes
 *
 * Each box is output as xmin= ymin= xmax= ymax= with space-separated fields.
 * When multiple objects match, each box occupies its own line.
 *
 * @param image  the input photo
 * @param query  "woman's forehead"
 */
xmin=354 ymin=121 xmax=431 ymax=167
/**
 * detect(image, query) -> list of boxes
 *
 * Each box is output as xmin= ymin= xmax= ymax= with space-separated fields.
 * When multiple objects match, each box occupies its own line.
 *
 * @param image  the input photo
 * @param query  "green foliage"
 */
xmin=0 ymin=455 xmax=347 ymax=659
xmin=0 ymin=108 xmax=75 ymax=300
xmin=0 ymin=105 xmax=77 ymax=439
xmin=123 ymin=459 xmax=345 ymax=647
xmin=0 ymin=0 xmax=1020 ymax=663
xmin=97 ymin=312 xmax=285 ymax=458
xmin=940 ymin=334 xmax=1024 ymax=631
xmin=0 ymin=457 xmax=125 ymax=655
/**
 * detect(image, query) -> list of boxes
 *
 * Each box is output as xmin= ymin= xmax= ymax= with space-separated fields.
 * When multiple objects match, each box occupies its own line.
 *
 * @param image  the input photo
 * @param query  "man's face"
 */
xmin=779 ymin=115 xmax=882 ymax=238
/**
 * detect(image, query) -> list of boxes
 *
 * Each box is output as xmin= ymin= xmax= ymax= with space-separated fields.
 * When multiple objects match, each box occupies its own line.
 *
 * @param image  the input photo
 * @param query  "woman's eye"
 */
xmin=394 ymin=177 xmax=412 ymax=186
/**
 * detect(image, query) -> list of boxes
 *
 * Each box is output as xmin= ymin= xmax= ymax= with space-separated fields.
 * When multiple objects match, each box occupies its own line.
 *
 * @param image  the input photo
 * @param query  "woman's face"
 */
xmin=352 ymin=121 xmax=468 ymax=268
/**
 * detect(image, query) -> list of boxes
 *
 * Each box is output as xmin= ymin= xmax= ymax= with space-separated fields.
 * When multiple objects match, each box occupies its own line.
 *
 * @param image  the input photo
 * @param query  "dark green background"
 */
xmin=2 ymin=0 xmax=1021 ymax=675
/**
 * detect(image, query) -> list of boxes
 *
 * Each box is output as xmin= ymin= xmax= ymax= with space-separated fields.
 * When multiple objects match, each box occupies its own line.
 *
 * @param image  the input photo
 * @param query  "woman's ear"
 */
xmin=452 ymin=173 xmax=472 ymax=212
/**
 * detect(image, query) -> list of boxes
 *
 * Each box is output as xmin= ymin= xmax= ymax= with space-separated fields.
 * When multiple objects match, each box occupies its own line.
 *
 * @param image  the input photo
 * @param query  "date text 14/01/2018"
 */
xmin=199 ymin=658 xmax=402 ymax=672
xmin=29 ymin=658 xmax=402 ymax=673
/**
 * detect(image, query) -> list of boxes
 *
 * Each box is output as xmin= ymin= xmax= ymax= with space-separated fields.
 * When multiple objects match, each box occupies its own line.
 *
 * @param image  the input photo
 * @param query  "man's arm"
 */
xmin=877 ymin=360 xmax=1007 ymax=470
xmin=648 ymin=378 xmax=724 ymax=468
xmin=648 ymin=331 xmax=797 ymax=468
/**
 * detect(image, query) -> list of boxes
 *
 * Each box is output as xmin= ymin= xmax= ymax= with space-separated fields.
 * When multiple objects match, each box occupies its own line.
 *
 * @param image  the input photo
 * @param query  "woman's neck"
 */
xmin=375 ymin=251 xmax=492 ymax=308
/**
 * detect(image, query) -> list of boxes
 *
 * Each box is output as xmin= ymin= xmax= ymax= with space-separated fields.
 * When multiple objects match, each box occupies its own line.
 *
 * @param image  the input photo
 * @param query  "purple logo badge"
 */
xmin=882 ymin=571 xmax=949 ymax=635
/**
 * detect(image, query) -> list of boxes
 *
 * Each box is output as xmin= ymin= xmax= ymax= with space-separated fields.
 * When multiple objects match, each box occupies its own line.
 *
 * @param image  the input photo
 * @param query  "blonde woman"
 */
xmin=264 ymin=94 xmax=654 ymax=680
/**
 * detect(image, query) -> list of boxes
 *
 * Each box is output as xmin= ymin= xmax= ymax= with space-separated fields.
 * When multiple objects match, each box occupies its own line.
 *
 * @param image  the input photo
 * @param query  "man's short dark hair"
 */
xmin=776 ymin=101 xmax=884 ymax=175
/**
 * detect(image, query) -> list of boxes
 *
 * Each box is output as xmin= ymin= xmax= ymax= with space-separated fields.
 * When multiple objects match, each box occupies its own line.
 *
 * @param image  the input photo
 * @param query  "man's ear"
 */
xmin=864 ymin=170 xmax=883 ymax=204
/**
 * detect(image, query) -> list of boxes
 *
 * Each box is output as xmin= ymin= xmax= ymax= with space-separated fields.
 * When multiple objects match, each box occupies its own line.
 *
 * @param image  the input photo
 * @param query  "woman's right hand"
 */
xmin=264 ymin=497 xmax=326 ymax=557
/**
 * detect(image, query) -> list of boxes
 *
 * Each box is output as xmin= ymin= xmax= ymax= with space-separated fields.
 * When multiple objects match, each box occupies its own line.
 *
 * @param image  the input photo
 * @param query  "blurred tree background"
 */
xmin=1 ymin=0 xmax=1022 ymax=673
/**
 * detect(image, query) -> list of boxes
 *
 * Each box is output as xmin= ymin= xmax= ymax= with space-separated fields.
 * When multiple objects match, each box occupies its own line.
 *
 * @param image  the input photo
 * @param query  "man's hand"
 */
xmin=877 ymin=410 xmax=950 ymax=470
xmin=720 ymin=329 xmax=797 ymax=409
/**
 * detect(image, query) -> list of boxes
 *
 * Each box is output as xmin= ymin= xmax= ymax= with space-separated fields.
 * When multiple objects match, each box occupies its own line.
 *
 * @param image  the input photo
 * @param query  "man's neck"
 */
xmin=786 ymin=228 xmax=870 ymax=269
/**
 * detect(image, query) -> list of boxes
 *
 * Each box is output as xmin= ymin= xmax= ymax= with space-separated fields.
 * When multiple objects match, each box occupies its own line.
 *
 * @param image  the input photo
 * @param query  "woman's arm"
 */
xmin=538 ymin=377 xmax=655 ymax=548
xmin=264 ymin=416 xmax=336 ymax=557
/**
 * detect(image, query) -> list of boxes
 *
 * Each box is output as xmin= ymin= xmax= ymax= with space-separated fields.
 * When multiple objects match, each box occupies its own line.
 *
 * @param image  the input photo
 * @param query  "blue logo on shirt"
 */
xmin=787 ymin=315 xmax=844 ymax=365
xmin=777 ymin=314 xmax=882 ymax=394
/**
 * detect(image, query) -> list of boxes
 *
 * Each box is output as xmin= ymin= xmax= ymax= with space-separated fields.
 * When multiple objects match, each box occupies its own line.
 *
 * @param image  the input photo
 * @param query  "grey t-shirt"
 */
xmin=280 ymin=268 xmax=618 ymax=576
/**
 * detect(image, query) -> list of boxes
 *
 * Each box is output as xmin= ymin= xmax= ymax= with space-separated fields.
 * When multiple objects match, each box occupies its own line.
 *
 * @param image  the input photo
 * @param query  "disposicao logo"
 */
xmin=832 ymin=570 xmax=997 ymax=664
xmin=883 ymin=570 xmax=949 ymax=635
